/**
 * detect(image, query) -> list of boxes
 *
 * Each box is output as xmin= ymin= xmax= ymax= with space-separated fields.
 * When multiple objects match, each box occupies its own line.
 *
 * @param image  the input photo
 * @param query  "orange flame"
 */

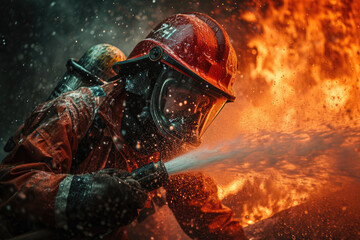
xmin=233 ymin=0 xmax=360 ymax=132
xmin=204 ymin=0 xmax=360 ymax=228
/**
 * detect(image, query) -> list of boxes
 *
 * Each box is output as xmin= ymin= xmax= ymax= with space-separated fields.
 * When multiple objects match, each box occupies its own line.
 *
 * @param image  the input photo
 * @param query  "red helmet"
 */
xmin=113 ymin=13 xmax=237 ymax=146
xmin=126 ymin=12 xmax=237 ymax=101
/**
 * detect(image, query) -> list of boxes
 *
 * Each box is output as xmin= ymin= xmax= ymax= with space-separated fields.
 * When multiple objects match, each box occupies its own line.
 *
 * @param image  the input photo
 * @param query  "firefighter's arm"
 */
xmin=164 ymin=172 xmax=247 ymax=240
xmin=0 ymin=90 xmax=94 ymax=228
xmin=0 ymin=89 xmax=148 ymax=234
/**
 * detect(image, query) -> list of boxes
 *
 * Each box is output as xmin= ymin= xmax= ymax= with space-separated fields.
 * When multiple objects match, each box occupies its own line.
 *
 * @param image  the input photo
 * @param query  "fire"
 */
xmin=203 ymin=0 xmax=360 ymax=230
xmin=205 ymin=128 xmax=360 ymax=228
xmin=226 ymin=0 xmax=360 ymax=133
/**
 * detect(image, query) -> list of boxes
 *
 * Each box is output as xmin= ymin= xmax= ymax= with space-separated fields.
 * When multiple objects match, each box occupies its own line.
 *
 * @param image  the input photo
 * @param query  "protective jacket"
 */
xmin=0 ymin=81 xmax=246 ymax=239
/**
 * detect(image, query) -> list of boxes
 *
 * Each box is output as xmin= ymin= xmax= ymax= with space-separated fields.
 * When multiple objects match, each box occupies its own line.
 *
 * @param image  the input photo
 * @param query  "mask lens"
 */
xmin=161 ymin=82 xmax=211 ymax=125
xmin=156 ymin=72 xmax=227 ymax=142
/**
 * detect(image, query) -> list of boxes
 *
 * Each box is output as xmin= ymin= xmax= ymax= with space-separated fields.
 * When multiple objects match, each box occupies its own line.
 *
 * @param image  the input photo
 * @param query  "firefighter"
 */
xmin=0 ymin=13 xmax=247 ymax=239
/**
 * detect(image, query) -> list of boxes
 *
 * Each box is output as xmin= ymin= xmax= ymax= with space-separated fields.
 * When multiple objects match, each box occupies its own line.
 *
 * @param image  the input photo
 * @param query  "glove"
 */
xmin=65 ymin=169 xmax=148 ymax=233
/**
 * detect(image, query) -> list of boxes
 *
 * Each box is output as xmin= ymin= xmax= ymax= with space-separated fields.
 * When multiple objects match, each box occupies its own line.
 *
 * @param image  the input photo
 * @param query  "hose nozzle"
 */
xmin=130 ymin=161 xmax=169 ymax=191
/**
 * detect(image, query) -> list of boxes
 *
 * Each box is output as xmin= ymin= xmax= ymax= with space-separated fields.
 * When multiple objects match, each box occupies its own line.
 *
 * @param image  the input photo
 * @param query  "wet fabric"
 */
xmin=0 ymin=81 xmax=246 ymax=239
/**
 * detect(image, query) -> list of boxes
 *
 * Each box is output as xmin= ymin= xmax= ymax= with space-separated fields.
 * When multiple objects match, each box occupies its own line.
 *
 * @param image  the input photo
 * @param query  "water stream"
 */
xmin=163 ymin=127 xmax=360 ymax=180
xmin=164 ymin=138 xmax=257 ymax=175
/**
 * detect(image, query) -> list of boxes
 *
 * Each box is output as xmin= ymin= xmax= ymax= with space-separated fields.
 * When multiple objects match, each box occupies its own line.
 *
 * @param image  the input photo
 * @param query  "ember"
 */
xmin=202 ymin=0 xmax=360 ymax=238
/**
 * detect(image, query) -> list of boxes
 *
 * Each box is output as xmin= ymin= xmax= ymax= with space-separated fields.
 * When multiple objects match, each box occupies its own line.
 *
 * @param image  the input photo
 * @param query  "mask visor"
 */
xmin=151 ymin=67 xmax=227 ymax=145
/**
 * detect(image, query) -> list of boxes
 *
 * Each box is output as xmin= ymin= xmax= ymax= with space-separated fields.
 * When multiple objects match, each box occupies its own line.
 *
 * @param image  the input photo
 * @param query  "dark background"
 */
xmin=0 ymin=0 xmax=259 ymax=160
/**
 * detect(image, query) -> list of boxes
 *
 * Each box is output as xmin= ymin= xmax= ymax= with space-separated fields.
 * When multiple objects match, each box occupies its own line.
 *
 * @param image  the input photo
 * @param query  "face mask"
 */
xmin=121 ymin=67 xmax=184 ymax=159
xmin=150 ymin=64 xmax=227 ymax=146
